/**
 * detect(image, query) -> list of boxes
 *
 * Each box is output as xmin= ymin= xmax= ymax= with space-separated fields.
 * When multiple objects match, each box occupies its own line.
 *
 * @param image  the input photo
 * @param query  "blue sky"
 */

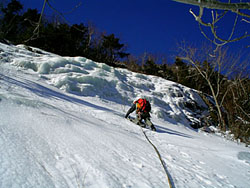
xmin=18 ymin=0 xmax=249 ymax=63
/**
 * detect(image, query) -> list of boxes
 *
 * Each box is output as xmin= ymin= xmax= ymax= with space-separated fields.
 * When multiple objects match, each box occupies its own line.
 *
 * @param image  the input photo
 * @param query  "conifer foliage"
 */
xmin=0 ymin=0 xmax=129 ymax=66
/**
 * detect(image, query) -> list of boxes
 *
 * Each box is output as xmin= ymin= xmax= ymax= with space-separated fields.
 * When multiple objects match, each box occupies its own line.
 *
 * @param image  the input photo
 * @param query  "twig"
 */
xmin=173 ymin=0 xmax=250 ymax=49
xmin=24 ymin=0 xmax=47 ymax=42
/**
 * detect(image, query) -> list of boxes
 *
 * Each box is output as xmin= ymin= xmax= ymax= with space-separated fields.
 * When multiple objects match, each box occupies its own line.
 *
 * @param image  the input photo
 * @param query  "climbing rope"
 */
xmin=141 ymin=128 xmax=174 ymax=188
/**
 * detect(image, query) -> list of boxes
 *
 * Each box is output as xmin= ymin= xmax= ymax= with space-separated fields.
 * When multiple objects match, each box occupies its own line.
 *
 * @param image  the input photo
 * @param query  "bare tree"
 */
xmin=26 ymin=0 xmax=83 ymax=42
xmin=172 ymin=0 xmax=250 ymax=49
xmin=25 ymin=0 xmax=47 ymax=42
xmin=227 ymin=71 xmax=250 ymax=144
xmin=85 ymin=22 xmax=95 ymax=52
xmin=231 ymin=77 xmax=250 ymax=120
xmin=177 ymin=42 xmax=243 ymax=130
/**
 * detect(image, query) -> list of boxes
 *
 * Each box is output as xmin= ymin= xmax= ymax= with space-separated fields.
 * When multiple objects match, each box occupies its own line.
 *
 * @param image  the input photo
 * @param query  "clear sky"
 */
xmin=18 ymin=0 xmax=249 ymax=63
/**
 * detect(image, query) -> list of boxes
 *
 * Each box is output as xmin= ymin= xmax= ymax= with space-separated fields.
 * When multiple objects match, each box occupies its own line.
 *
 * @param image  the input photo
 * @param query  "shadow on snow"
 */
xmin=0 ymin=74 xmax=115 ymax=114
xmin=156 ymin=124 xmax=193 ymax=139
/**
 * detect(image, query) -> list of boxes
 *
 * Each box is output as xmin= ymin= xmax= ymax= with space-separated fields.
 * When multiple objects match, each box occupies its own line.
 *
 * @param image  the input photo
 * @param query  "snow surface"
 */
xmin=0 ymin=43 xmax=249 ymax=188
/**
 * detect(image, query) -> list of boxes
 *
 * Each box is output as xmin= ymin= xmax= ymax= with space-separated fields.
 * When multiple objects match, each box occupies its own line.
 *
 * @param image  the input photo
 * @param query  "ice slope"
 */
xmin=1 ymin=43 xmax=208 ymax=127
xmin=0 ymin=43 xmax=249 ymax=188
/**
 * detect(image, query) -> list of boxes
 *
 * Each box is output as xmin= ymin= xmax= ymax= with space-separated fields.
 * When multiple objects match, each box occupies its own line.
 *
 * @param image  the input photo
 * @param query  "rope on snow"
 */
xmin=141 ymin=128 xmax=174 ymax=188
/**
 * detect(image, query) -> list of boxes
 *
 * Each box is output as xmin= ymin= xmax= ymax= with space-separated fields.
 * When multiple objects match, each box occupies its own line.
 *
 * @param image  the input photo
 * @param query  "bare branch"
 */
xmin=231 ymin=85 xmax=250 ymax=119
xmin=25 ymin=0 xmax=84 ymax=43
xmin=177 ymin=43 xmax=244 ymax=130
xmin=242 ymin=18 xmax=250 ymax=23
xmin=46 ymin=1 xmax=86 ymax=34
xmin=60 ymin=1 xmax=82 ymax=15
xmin=24 ymin=0 xmax=47 ymax=42
xmin=232 ymin=9 xmax=250 ymax=18
xmin=173 ymin=0 xmax=250 ymax=48
xmin=173 ymin=0 xmax=250 ymax=11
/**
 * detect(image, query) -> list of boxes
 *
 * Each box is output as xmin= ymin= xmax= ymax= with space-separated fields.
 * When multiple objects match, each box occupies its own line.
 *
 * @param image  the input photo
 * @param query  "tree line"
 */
xmin=0 ymin=0 xmax=129 ymax=67
xmin=0 ymin=0 xmax=249 ymax=144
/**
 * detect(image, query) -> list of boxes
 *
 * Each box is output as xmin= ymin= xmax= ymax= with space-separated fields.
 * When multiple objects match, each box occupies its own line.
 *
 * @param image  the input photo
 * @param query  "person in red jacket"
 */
xmin=125 ymin=98 xmax=156 ymax=131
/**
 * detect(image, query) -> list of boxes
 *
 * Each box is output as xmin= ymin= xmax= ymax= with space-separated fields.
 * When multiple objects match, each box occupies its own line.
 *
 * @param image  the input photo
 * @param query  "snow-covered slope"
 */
xmin=1 ymin=43 xmax=208 ymax=127
xmin=0 ymin=43 xmax=249 ymax=188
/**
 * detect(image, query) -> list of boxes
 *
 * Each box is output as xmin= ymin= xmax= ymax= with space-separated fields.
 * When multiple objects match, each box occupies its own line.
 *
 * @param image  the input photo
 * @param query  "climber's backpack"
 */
xmin=135 ymin=98 xmax=151 ymax=113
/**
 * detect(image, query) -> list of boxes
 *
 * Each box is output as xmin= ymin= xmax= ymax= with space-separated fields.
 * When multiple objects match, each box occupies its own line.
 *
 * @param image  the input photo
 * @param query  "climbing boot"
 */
xmin=151 ymin=125 xmax=156 ymax=131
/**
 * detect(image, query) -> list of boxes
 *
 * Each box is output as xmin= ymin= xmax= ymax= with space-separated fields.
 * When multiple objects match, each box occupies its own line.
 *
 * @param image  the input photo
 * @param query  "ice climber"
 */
xmin=125 ymin=98 xmax=156 ymax=131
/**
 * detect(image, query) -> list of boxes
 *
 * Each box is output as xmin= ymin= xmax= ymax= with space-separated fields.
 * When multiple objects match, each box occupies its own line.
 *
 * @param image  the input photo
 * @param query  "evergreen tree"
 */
xmin=101 ymin=34 xmax=129 ymax=65
xmin=0 ymin=0 xmax=23 ymax=41
xmin=143 ymin=58 xmax=159 ymax=76
xmin=174 ymin=57 xmax=190 ymax=87
xmin=69 ymin=23 xmax=89 ymax=56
